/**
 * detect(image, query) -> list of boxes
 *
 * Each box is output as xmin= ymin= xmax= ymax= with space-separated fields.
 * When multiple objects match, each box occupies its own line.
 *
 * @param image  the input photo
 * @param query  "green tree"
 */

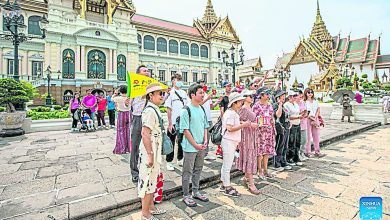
xmin=20 ymin=80 xmax=39 ymax=100
xmin=0 ymin=79 xmax=30 ymax=113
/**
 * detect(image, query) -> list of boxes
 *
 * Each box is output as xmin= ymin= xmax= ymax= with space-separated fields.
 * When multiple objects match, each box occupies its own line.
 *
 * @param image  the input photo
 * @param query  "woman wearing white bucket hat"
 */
xmin=236 ymin=90 xmax=261 ymax=194
xmin=138 ymin=83 xmax=167 ymax=220
xmin=220 ymin=92 xmax=251 ymax=197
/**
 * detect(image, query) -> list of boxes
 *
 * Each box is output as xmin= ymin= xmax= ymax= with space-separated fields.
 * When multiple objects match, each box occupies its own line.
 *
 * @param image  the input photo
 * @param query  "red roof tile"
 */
xmin=132 ymin=14 xmax=202 ymax=36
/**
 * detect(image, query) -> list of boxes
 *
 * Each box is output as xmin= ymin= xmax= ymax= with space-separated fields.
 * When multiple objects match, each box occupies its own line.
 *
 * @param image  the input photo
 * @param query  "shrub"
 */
xmin=0 ymin=107 xmax=5 ymax=112
xmin=53 ymin=105 xmax=62 ymax=110
xmin=27 ymin=110 xmax=70 ymax=120
xmin=361 ymin=74 xmax=368 ymax=79
xmin=0 ymin=78 xmax=30 ymax=112
xmin=31 ymin=106 xmax=51 ymax=112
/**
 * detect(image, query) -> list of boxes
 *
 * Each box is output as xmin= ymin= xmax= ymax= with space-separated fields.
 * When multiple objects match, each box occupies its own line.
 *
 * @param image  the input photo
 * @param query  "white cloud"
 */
xmin=133 ymin=0 xmax=390 ymax=69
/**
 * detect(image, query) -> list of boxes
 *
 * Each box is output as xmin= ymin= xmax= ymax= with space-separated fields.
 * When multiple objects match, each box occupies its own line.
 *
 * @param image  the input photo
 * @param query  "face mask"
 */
xmin=176 ymin=81 xmax=184 ymax=88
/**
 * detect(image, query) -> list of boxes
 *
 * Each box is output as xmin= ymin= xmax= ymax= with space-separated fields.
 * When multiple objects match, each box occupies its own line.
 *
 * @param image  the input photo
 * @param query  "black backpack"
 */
xmin=209 ymin=117 xmax=223 ymax=145
xmin=176 ymin=105 xmax=206 ymax=145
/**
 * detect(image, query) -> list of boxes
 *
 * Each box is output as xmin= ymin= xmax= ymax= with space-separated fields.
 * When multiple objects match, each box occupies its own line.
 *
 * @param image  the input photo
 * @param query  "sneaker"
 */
xmin=177 ymin=160 xmax=183 ymax=167
xmin=192 ymin=192 xmax=209 ymax=202
xmin=282 ymin=165 xmax=292 ymax=170
xmin=296 ymin=162 xmax=303 ymax=166
xmin=98 ymin=126 xmax=102 ymax=130
xmin=205 ymin=155 xmax=216 ymax=160
xmin=274 ymin=166 xmax=285 ymax=172
xmin=314 ymin=153 xmax=326 ymax=158
xmin=70 ymin=128 xmax=75 ymax=132
xmin=300 ymin=153 xmax=308 ymax=161
xmin=166 ymin=163 xmax=175 ymax=171
xmin=183 ymin=196 xmax=197 ymax=207
xmin=287 ymin=161 xmax=296 ymax=166
xmin=219 ymin=185 xmax=226 ymax=192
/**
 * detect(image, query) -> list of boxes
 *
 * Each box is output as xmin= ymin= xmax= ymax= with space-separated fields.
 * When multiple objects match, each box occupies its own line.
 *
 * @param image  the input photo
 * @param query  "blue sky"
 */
xmin=133 ymin=0 xmax=390 ymax=69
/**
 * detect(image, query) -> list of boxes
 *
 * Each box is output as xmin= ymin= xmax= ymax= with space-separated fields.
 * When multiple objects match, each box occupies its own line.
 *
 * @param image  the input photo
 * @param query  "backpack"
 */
xmin=176 ymin=105 xmax=206 ymax=145
xmin=209 ymin=117 xmax=223 ymax=145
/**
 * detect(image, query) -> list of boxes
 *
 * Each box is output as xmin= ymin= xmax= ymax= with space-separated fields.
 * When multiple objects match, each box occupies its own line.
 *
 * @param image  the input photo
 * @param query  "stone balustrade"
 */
xmin=330 ymin=103 xmax=389 ymax=124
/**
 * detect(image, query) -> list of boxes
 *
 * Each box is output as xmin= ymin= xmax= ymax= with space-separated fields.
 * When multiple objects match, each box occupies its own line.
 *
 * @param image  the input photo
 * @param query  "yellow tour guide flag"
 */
xmin=126 ymin=72 xmax=168 ymax=98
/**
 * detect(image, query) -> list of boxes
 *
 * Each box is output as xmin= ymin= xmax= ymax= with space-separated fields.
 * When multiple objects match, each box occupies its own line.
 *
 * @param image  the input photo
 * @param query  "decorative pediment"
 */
xmin=288 ymin=43 xmax=316 ymax=66
xmin=29 ymin=53 xmax=45 ymax=60
xmin=210 ymin=16 xmax=240 ymax=43
xmin=74 ymin=28 xmax=119 ymax=41
xmin=157 ymin=64 xmax=166 ymax=70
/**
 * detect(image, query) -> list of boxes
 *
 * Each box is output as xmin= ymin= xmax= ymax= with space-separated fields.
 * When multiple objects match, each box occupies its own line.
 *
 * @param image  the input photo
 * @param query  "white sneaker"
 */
xmin=205 ymin=155 xmax=216 ymax=160
xmin=296 ymin=162 xmax=303 ymax=166
xmin=177 ymin=160 xmax=183 ymax=167
xmin=283 ymin=165 xmax=292 ymax=170
xmin=70 ymin=128 xmax=75 ymax=132
xmin=275 ymin=167 xmax=284 ymax=172
xmin=300 ymin=153 xmax=308 ymax=161
xmin=98 ymin=126 xmax=102 ymax=130
xmin=166 ymin=163 xmax=175 ymax=171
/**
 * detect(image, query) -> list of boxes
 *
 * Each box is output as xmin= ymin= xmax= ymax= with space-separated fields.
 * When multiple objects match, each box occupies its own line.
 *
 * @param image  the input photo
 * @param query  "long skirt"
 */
xmin=113 ymin=111 xmax=131 ymax=154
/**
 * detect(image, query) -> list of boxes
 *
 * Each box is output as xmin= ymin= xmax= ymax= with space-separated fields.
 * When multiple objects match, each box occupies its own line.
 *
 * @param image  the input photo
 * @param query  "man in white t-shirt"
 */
xmin=165 ymin=74 xmax=188 ymax=171
xmin=198 ymin=79 xmax=221 ymax=160
xmin=284 ymin=90 xmax=303 ymax=166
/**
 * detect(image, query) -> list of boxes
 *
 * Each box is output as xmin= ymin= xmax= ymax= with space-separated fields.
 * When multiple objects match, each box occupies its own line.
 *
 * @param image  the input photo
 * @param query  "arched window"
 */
xmin=143 ymin=35 xmax=155 ymax=50
xmin=3 ymin=15 xmax=24 ymax=32
xmin=87 ymin=49 xmax=106 ymax=79
xmin=137 ymin=34 xmax=142 ymax=48
xmin=180 ymin=42 xmax=189 ymax=55
xmin=62 ymin=49 xmax=75 ymax=79
xmin=28 ymin=16 xmax=42 ymax=35
xmin=191 ymin=43 xmax=199 ymax=57
xmin=117 ymin=54 xmax=126 ymax=81
xmin=169 ymin=40 xmax=178 ymax=54
xmin=201 ymin=45 xmax=209 ymax=58
xmin=157 ymin=37 xmax=167 ymax=52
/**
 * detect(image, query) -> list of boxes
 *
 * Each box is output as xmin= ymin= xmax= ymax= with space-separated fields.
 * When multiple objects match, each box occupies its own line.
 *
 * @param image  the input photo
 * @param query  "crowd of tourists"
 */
xmin=69 ymin=65 xmax=327 ymax=220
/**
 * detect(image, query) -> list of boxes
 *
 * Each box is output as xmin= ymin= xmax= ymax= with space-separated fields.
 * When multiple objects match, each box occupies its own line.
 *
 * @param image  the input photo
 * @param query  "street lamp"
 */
xmin=0 ymin=0 xmax=48 ymax=81
xmin=45 ymin=66 xmax=52 ymax=106
xmin=276 ymin=67 xmax=290 ymax=91
xmin=222 ymin=45 xmax=245 ymax=83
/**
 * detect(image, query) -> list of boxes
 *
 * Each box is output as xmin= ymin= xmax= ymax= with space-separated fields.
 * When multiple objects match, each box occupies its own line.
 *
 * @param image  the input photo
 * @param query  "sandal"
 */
xmin=258 ymin=173 xmax=266 ymax=180
xmin=193 ymin=192 xmax=209 ymax=202
xmin=183 ymin=196 xmax=197 ymax=207
xmin=264 ymin=172 xmax=275 ymax=178
xmin=150 ymin=208 xmax=166 ymax=215
xmin=224 ymin=187 xmax=240 ymax=197
xmin=142 ymin=215 xmax=159 ymax=220
xmin=248 ymin=185 xmax=261 ymax=195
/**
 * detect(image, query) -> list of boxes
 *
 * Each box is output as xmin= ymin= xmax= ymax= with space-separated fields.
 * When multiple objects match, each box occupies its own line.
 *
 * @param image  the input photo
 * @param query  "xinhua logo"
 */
xmin=360 ymin=197 xmax=382 ymax=220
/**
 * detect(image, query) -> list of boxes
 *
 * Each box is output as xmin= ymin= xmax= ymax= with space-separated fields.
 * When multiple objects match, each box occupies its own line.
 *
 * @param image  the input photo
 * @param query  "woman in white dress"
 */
xmin=138 ymin=83 xmax=167 ymax=220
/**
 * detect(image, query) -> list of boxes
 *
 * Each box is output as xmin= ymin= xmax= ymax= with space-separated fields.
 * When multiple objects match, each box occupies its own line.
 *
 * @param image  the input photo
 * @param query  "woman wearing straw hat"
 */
xmin=220 ymin=92 xmax=251 ymax=197
xmin=138 ymin=83 xmax=167 ymax=220
xmin=237 ymin=89 xmax=261 ymax=195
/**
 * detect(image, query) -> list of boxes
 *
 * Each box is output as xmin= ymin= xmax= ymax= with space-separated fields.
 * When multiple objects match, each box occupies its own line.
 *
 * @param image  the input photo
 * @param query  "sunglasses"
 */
xmin=307 ymin=91 xmax=313 ymax=94
xmin=243 ymin=95 xmax=253 ymax=98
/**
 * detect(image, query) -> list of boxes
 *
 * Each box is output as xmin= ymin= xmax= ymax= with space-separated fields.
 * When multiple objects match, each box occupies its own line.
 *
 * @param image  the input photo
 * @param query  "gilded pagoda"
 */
xmin=279 ymin=0 xmax=390 ymax=92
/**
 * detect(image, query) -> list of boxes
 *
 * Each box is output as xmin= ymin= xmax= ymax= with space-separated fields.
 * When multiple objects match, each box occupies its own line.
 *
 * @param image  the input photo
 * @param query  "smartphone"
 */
xmin=212 ymin=89 xmax=217 ymax=95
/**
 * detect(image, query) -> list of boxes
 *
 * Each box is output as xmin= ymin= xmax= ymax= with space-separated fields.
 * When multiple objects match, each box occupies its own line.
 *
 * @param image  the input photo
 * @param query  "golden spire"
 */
xmin=310 ymin=0 xmax=333 ymax=43
xmin=201 ymin=0 xmax=218 ymax=29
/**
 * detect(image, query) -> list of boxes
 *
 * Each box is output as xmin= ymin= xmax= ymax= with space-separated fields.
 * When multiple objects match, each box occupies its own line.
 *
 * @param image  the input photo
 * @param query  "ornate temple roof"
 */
xmin=376 ymin=55 xmax=390 ymax=69
xmin=242 ymin=57 xmax=263 ymax=69
xmin=132 ymin=14 xmax=202 ymax=37
xmin=333 ymin=35 xmax=380 ymax=64
xmin=201 ymin=0 xmax=219 ymax=28
xmin=275 ymin=52 xmax=293 ymax=70
xmin=0 ymin=0 xmax=48 ymax=13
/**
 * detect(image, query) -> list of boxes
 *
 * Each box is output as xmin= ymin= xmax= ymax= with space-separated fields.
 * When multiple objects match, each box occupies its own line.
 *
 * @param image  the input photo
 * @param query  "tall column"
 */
xmin=22 ymin=51 xmax=28 ymax=79
xmin=75 ymin=45 xmax=81 ymax=72
xmin=113 ymin=50 xmax=117 ymax=77
xmin=45 ymin=43 xmax=51 ymax=69
xmin=0 ymin=48 xmax=3 ymax=76
xmin=108 ymin=49 xmax=113 ymax=79
xmin=80 ymin=46 xmax=85 ymax=73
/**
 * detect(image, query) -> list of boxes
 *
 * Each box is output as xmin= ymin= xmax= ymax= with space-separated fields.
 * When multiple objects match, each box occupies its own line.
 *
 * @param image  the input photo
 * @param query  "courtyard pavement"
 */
xmin=0 ymin=118 xmax=382 ymax=220
xmin=117 ymin=125 xmax=390 ymax=220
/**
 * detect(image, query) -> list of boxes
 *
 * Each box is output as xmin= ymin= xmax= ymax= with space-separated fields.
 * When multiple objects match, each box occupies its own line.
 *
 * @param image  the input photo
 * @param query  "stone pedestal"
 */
xmin=330 ymin=103 xmax=388 ymax=124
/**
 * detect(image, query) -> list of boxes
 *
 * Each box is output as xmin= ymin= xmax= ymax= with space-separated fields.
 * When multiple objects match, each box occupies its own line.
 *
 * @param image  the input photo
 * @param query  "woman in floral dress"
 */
xmin=237 ymin=90 xmax=261 ymax=194
xmin=252 ymin=88 xmax=276 ymax=180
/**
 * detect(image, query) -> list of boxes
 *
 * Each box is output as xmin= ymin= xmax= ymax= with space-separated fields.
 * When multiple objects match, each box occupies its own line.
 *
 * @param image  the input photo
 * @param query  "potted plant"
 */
xmin=0 ymin=78 xmax=33 ymax=137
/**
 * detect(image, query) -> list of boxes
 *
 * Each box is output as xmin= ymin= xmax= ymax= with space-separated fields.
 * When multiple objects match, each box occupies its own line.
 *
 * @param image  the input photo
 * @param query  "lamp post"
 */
xmin=45 ymin=66 xmax=52 ymax=106
xmin=222 ymin=45 xmax=244 ymax=84
xmin=276 ymin=67 xmax=290 ymax=91
xmin=1 ymin=0 xmax=48 ymax=82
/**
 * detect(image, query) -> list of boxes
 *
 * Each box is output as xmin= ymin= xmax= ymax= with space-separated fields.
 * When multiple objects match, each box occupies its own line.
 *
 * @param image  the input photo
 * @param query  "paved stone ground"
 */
xmin=116 ymin=125 xmax=390 ymax=220
xmin=0 ymin=117 xmax=381 ymax=220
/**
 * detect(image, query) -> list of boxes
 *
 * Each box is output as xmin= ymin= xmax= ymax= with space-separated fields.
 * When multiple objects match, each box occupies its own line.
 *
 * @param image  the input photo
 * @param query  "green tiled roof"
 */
xmin=377 ymin=55 xmax=390 ymax=63
xmin=347 ymin=39 xmax=365 ymax=52
xmin=367 ymin=40 xmax=377 ymax=52
xmin=337 ymin=39 xmax=346 ymax=51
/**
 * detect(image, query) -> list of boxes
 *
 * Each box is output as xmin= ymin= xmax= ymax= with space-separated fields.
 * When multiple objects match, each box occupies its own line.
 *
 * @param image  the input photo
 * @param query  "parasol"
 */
xmin=331 ymin=89 xmax=355 ymax=103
